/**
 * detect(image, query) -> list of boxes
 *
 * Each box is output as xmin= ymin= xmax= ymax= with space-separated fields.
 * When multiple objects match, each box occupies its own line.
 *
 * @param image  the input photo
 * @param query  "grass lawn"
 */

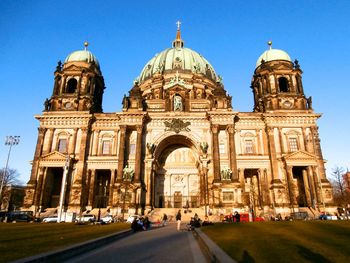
xmin=0 ymin=222 xmax=130 ymax=263
xmin=202 ymin=221 xmax=350 ymax=263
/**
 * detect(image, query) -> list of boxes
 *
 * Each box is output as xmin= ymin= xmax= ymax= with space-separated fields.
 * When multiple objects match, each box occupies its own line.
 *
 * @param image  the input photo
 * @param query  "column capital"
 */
xmin=136 ymin=125 xmax=143 ymax=134
xmin=226 ymin=124 xmax=234 ymax=134
xmin=211 ymin=124 xmax=219 ymax=133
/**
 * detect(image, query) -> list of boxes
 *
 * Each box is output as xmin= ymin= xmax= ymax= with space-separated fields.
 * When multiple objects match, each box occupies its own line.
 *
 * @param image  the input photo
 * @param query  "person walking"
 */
xmin=162 ymin=213 xmax=168 ymax=226
xmin=176 ymin=210 xmax=182 ymax=231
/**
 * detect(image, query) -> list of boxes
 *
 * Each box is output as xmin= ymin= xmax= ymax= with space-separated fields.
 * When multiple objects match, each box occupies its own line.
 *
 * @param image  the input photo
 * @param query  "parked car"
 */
xmin=319 ymin=213 xmax=337 ymax=220
xmin=6 ymin=211 xmax=35 ymax=223
xmin=75 ymin=214 xmax=96 ymax=223
xmin=42 ymin=215 xmax=58 ymax=223
xmin=289 ymin=212 xmax=309 ymax=220
xmin=100 ymin=215 xmax=113 ymax=223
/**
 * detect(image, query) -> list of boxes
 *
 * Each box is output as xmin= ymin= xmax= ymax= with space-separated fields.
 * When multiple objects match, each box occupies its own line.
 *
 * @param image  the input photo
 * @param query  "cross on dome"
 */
xmin=176 ymin=20 xmax=181 ymax=30
xmin=173 ymin=20 xmax=184 ymax=48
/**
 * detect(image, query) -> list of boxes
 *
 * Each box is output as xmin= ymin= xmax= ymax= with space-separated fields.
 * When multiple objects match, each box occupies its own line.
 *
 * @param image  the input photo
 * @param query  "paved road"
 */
xmin=66 ymin=222 xmax=208 ymax=263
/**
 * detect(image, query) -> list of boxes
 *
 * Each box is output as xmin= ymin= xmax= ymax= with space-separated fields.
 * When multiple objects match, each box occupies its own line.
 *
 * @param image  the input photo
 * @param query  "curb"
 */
xmin=12 ymin=229 xmax=133 ymax=263
xmin=194 ymin=228 xmax=236 ymax=263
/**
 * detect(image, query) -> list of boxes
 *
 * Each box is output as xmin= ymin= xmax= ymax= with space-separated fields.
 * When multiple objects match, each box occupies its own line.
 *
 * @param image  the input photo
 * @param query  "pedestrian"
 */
xmin=162 ymin=213 xmax=168 ymax=226
xmin=235 ymin=211 xmax=240 ymax=223
xmin=176 ymin=210 xmax=182 ymax=231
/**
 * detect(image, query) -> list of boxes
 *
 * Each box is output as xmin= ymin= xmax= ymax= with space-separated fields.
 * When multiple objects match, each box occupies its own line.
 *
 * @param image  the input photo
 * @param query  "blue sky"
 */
xmin=0 ymin=0 xmax=349 ymax=184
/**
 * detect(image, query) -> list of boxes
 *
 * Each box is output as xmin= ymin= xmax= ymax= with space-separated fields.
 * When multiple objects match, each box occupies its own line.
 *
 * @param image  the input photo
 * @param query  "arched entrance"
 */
xmin=153 ymin=135 xmax=202 ymax=209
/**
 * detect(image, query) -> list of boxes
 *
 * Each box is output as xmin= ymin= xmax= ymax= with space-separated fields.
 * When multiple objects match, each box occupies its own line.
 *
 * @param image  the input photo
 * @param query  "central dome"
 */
xmin=137 ymin=27 xmax=218 ymax=84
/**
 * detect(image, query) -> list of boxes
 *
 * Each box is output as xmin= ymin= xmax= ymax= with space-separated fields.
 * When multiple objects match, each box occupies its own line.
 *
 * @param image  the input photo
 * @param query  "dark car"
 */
xmin=6 ymin=211 xmax=35 ymax=222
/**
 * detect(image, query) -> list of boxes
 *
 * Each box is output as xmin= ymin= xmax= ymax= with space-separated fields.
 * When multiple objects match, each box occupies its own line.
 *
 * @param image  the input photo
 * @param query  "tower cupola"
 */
xmin=251 ymin=41 xmax=311 ymax=112
xmin=45 ymin=42 xmax=105 ymax=113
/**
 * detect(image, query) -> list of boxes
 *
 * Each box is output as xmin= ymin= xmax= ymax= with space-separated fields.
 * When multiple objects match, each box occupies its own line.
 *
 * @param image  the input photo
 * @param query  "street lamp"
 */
xmin=0 ymin=136 xmax=20 ymax=208
xmin=121 ymin=165 xmax=133 ymax=221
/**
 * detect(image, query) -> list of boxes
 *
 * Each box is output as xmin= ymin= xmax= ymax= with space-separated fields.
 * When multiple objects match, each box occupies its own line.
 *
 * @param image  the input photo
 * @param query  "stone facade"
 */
xmin=23 ymin=29 xmax=334 ymax=218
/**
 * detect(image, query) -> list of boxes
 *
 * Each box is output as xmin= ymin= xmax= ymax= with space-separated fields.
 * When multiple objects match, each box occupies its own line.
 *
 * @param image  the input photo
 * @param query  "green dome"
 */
xmin=138 ymin=30 xmax=218 ymax=84
xmin=65 ymin=49 xmax=100 ymax=68
xmin=256 ymin=44 xmax=291 ymax=68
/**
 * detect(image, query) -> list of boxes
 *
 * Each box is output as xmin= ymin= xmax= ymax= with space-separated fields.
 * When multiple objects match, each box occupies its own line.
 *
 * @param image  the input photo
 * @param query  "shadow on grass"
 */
xmin=296 ymin=245 xmax=331 ymax=263
xmin=239 ymin=250 xmax=255 ymax=263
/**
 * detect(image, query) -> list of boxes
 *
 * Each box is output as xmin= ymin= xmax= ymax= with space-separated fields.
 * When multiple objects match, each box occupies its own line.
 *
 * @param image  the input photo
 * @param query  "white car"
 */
xmin=126 ymin=215 xmax=140 ymax=223
xmin=75 ymin=214 xmax=96 ymax=223
xmin=101 ymin=215 xmax=113 ymax=223
xmin=42 ymin=215 xmax=58 ymax=223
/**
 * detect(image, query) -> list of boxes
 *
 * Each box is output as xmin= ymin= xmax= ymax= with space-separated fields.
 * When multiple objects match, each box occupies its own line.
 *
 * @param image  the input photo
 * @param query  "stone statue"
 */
xmin=220 ymin=167 xmax=232 ymax=180
xmin=200 ymin=142 xmax=208 ymax=154
xmin=44 ymin=98 xmax=51 ymax=111
xmin=307 ymin=96 xmax=313 ymax=110
xmin=174 ymin=95 xmax=182 ymax=111
xmin=146 ymin=142 xmax=156 ymax=155
xmin=122 ymin=95 xmax=129 ymax=109
xmin=123 ymin=165 xmax=134 ymax=181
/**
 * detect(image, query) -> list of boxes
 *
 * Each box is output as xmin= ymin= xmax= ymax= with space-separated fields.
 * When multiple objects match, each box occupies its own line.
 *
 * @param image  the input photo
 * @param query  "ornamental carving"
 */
xmin=164 ymin=119 xmax=191 ymax=133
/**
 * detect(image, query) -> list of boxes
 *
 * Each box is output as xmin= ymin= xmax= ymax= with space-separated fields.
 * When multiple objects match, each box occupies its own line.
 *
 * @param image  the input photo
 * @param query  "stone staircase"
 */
xmin=298 ymin=207 xmax=321 ymax=219
xmin=147 ymin=207 xmax=218 ymax=223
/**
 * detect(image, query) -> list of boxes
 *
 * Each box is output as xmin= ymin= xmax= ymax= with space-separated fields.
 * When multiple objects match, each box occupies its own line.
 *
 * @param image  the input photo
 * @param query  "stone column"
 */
xmin=109 ymin=169 xmax=116 ymax=206
xmin=307 ymin=166 xmax=316 ymax=207
xmin=88 ymin=169 xmax=96 ymax=207
xmin=266 ymin=127 xmax=279 ymax=181
xmin=92 ymin=130 xmax=100 ymax=156
xmin=286 ymin=166 xmax=296 ymax=206
xmin=211 ymin=124 xmax=221 ymax=183
xmin=69 ymin=128 xmax=78 ymax=155
xmin=133 ymin=125 xmax=143 ymax=183
xmin=33 ymin=167 xmax=46 ymax=206
xmin=117 ymin=126 xmax=127 ymax=182
xmin=278 ymin=128 xmax=285 ymax=154
xmin=29 ymin=127 xmax=47 ymax=182
xmin=145 ymin=159 xmax=154 ymax=209
xmin=227 ymin=125 xmax=238 ymax=181
xmin=302 ymin=168 xmax=311 ymax=206
xmin=43 ymin=128 xmax=54 ymax=155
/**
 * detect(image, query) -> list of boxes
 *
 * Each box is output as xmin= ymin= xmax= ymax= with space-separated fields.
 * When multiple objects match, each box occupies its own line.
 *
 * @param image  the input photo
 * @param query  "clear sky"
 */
xmin=0 ymin=0 xmax=349 ymax=184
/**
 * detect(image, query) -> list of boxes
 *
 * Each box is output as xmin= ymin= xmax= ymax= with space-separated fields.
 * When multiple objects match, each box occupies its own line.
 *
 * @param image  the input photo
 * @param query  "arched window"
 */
xmin=66 ymin=78 xmax=77 ymax=93
xmin=279 ymin=77 xmax=289 ymax=92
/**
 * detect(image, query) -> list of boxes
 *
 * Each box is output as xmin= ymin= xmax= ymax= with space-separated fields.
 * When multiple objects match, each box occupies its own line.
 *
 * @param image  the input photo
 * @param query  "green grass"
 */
xmin=201 ymin=221 xmax=350 ymax=263
xmin=0 ymin=222 xmax=130 ymax=262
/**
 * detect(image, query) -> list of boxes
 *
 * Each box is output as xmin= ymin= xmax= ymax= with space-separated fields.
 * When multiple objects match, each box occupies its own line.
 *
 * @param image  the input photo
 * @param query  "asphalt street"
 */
xmin=66 ymin=222 xmax=208 ymax=263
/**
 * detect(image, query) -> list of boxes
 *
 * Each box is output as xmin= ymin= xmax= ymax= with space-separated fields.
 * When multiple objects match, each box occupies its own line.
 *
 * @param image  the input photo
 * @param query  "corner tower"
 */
xmin=251 ymin=41 xmax=311 ymax=112
xmin=47 ymin=42 xmax=105 ymax=113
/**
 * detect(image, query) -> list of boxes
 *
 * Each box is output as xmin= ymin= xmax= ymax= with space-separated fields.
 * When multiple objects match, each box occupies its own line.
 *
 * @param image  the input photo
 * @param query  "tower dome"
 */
xmin=137 ymin=23 xmax=218 ymax=84
xmin=64 ymin=42 xmax=100 ymax=68
xmin=256 ymin=41 xmax=291 ymax=68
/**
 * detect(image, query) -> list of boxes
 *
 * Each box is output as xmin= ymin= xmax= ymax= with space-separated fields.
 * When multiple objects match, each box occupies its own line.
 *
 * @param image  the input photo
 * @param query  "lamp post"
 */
xmin=0 ymin=136 xmax=20 ymax=209
xmin=121 ymin=165 xmax=133 ymax=221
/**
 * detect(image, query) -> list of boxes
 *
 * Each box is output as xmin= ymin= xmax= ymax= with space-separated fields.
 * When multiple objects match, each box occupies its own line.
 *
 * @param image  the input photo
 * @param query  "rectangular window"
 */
xmin=102 ymin=140 xmax=111 ymax=155
xmin=289 ymin=138 xmax=298 ymax=152
xmin=219 ymin=143 xmax=225 ymax=154
xmin=223 ymin=191 xmax=234 ymax=201
xmin=245 ymin=140 xmax=254 ymax=154
xmin=58 ymin=139 xmax=67 ymax=153
xmin=129 ymin=144 xmax=136 ymax=155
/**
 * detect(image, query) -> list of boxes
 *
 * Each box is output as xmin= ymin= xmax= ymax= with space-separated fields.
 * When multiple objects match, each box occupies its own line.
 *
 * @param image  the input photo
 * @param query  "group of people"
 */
xmin=131 ymin=216 xmax=151 ymax=232
xmin=225 ymin=211 xmax=241 ymax=222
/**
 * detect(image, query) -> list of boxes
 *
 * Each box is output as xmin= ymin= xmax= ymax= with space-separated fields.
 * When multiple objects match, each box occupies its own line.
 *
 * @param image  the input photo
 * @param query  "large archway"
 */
xmin=153 ymin=134 xmax=202 ymax=209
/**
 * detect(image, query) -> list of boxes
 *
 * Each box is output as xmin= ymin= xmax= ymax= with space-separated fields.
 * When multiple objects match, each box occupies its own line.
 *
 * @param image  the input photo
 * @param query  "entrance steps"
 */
xmin=298 ymin=207 xmax=321 ymax=219
xmin=39 ymin=208 xmax=58 ymax=218
xmin=147 ymin=208 xmax=210 ymax=223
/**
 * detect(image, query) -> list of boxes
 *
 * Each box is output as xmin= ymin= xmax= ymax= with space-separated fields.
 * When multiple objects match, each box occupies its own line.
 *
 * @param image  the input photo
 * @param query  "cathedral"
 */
xmin=23 ymin=25 xmax=334 ymax=220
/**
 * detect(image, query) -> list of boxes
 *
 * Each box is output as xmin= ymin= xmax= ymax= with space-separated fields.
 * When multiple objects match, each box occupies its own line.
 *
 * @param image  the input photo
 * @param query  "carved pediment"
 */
xmin=283 ymin=150 xmax=317 ymax=165
xmin=41 ymin=151 xmax=67 ymax=161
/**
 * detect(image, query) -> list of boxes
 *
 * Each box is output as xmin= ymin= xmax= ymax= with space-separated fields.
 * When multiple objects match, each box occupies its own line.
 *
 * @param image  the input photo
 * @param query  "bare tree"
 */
xmin=0 ymin=168 xmax=22 ymax=209
xmin=330 ymin=166 xmax=349 ymax=208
